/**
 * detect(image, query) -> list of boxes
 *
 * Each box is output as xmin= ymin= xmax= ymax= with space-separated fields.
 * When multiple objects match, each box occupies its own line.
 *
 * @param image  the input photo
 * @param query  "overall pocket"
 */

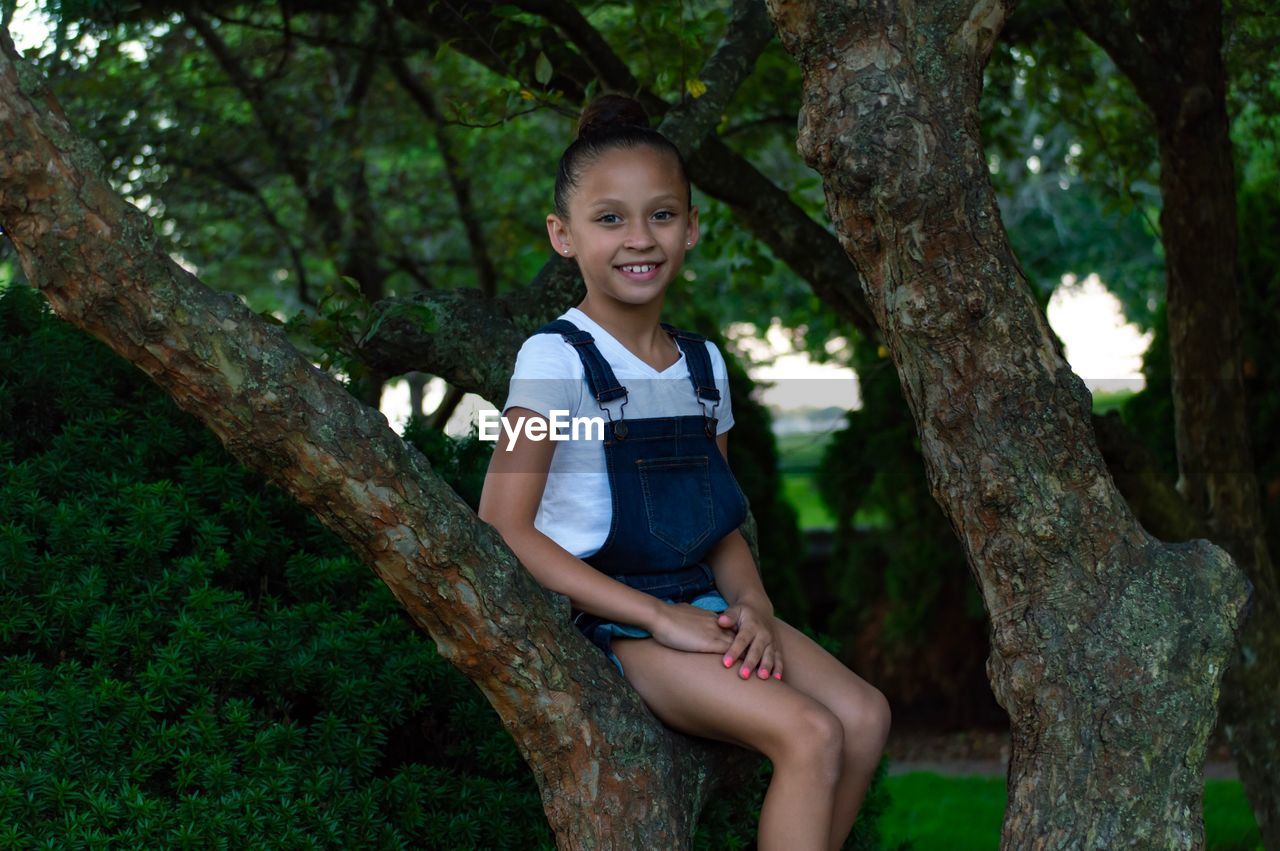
xmin=636 ymin=455 xmax=715 ymax=555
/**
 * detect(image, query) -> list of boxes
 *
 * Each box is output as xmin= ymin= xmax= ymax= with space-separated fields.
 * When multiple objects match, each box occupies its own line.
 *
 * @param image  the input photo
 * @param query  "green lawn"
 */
xmin=782 ymin=470 xmax=836 ymax=529
xmin=1091 ymin=387 xmax=1137 ymax=415
xmin=881 ymin=772 xmax=1262 ymax=850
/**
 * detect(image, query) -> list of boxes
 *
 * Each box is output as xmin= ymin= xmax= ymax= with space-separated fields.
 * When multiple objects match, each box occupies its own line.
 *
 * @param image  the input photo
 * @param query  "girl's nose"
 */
xmin=624 ymin=226 xmax=656 ymax=248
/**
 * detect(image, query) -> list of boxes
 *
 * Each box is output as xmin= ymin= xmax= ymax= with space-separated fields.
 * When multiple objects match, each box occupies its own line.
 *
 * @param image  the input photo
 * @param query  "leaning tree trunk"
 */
xmin=1060 ymin=0 xmax=1280 ymax=841
xmin=763 ymin=0 xmax=1251 ymax=846
xmin=0 ymin=28 xmax=756 ymax=849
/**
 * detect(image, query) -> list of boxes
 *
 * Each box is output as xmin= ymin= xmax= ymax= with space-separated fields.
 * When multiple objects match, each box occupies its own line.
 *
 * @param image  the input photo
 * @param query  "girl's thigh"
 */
xmin=608 ymin=637 xmax=841 ymax=758
xmin=769 ymin=617 xmax=891 ymax=738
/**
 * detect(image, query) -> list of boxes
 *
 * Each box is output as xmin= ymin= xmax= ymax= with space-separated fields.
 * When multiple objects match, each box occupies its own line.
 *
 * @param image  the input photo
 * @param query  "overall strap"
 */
xmin=533 ymin=319 xmax=629 ymax=406
xmin=660 ymin=323 xmax=721 ymax=410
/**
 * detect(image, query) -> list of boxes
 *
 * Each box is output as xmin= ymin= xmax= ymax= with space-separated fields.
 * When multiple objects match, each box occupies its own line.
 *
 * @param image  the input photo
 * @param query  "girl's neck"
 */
xmin=575 ymin=297 xmax=674 ymax=363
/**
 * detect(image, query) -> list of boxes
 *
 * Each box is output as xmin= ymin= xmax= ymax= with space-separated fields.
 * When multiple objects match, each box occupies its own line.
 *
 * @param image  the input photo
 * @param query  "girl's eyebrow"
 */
xmin=588 ymin=194 xmax=680 ymax=208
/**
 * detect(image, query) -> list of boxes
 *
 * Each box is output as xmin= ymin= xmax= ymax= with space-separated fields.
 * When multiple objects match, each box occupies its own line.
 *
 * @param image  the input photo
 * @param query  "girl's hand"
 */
xmin=649 ymin=602 xmax=737 ymax=654
xmin=717 ymin=603 xmax=783 ymax=681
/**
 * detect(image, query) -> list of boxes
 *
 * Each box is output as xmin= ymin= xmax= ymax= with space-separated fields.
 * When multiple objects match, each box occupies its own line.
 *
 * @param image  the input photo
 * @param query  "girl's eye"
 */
xmin=596 ymin=211 xmax=675 ymax=224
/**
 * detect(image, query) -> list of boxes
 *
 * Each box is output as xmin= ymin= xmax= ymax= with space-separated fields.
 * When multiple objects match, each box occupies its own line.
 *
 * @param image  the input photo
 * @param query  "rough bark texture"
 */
xmin=762 ymin=0 xmax=1252 ymax=846
xmin=1060 ymin=0 xmax=1280 ymax=842
xmin=0 ymin=28 xmax=757 ymax=849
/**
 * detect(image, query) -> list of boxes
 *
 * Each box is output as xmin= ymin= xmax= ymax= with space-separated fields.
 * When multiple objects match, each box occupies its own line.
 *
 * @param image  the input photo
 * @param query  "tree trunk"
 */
xmin=0 ymin=28 xmax=756 ymax=849
xmin=763 ymin=0 xmax=1252 ymax=846
xmin=1060 ymin=0 xmax=1280 ymax=841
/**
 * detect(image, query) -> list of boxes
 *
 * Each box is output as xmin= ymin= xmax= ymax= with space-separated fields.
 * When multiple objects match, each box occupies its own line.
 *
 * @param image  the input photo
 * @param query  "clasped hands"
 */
xmin=649 ymin=597 xmax=783 ymax=681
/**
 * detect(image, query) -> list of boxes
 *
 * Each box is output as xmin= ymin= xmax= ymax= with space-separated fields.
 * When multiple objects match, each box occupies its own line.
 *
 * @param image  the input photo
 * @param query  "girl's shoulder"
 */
xmin=511 ymin=328 xmax=585 ymax=379
xmin=701 ymin=337 xmax=729 ymax=376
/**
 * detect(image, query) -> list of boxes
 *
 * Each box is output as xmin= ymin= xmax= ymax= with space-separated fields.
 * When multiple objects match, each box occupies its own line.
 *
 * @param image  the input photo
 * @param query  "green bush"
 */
xmin=0 ymin=283 xmax=549 ymax=849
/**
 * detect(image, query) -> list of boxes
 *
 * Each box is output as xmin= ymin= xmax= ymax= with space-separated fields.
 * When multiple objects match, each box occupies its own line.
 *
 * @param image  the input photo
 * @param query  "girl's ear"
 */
xmin=547 ymin=214 xmax=572 ymax=257
xmin=685 ymin=205 xmax=700 ymax=250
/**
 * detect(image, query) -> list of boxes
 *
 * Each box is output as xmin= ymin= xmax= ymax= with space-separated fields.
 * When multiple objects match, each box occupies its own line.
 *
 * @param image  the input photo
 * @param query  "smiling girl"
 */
xmin=477 ymin=93 xmax=890 ymax=850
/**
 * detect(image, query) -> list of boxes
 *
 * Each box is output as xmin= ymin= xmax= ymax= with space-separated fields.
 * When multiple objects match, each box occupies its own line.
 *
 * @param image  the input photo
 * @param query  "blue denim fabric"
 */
xmin=573 ymin=562 xmax=728 ymax=676
xmin=535 ymin=319 xmax=749 ymax=677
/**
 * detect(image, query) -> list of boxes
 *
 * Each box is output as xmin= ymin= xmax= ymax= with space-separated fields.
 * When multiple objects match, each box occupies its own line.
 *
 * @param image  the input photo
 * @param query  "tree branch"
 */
xmin=1059 ymin=0 xmax=1170 ymax=113
xmin=384 ymin=20 xmax=500 ymax=298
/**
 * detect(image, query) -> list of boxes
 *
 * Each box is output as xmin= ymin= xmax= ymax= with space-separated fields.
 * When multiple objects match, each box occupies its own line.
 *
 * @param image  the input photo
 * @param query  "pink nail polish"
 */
xmin=758 ymin=669 xmax=769 ymax=678
xmin=774 ymin=672 xmax=782 ymax=679
xmin=740 ymin=666 xmax=750 ymax=678
xmin=723 ymin=655 xmax=733 ymax=668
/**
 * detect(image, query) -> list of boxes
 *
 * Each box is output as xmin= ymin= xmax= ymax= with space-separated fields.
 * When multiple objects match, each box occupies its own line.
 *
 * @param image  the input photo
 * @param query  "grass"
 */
xmin=782 ymin=470 xmax=836 ymax=529
xmin=1091 ymin=387 xmax=1137 ymax=415
xmin=881 ymin=772 xmax=1262 ymax=850
xmin=776 ymin=431 xmax=838 ymax=531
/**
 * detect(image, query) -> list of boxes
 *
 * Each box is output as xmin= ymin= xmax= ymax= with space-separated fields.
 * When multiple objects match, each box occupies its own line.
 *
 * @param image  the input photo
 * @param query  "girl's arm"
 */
xmin=477 ymin=406 xmax=666 ymax=630
xmin=481 ymin=408 xmax=740 ymax=656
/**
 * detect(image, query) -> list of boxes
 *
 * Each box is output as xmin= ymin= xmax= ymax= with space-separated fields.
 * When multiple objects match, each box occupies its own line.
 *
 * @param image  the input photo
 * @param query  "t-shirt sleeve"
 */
xmin=705 ymin=341 xmax=736 ymax=435
xmin=502 ymin=334 xmax=582 ymax=421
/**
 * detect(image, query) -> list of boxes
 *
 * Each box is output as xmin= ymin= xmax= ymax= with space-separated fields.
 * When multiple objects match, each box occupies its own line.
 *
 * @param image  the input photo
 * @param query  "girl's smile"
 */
xmin=615 ymin=262 xmax=663 ymax=281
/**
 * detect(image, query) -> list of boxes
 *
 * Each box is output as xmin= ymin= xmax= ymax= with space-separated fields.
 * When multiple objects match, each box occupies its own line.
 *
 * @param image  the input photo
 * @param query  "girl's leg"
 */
xmin=610 ymin=637 xmax=846 ymax=851
xmin=769 ymin=616 xmax=892 ymax=851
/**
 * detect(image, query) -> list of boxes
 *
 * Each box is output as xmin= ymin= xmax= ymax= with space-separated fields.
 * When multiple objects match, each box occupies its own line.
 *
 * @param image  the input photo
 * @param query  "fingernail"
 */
xmin=739 ymin=666 xmax=750 ymax=678
xmin=723 ymin=655 xmax=733 ymax=668
xmin=758 ymin=668 xmax=769 ymax=679
xmin=774 ymin=672 xmax=782 ymax=679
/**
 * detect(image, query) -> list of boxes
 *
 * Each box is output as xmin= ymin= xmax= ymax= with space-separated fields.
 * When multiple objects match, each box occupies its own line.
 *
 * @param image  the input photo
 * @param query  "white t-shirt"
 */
xmin=501 ymin=307 xmax=735 ymax=559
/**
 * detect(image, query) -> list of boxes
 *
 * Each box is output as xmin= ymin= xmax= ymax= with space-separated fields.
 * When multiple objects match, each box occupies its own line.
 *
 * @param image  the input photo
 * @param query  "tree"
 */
xmin=763 ymin=0 xmax=1250 ymax=845
xmin=1058 ymin=0 xmax=1280 ymax=841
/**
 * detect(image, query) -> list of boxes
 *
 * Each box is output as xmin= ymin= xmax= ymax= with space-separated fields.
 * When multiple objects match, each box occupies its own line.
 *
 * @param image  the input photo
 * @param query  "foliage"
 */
xmin=0 ymin=281 xmax=552 ymax=847
xmin=814 ymin=339 xmax=985 ymax=679
xmin=983 ymin=23 xmax=1165 ymax=327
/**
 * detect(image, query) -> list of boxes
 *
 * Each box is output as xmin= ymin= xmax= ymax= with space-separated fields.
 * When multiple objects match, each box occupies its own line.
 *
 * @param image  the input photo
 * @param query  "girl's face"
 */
xmin=547 ymin=145 xmax=699 ymax=309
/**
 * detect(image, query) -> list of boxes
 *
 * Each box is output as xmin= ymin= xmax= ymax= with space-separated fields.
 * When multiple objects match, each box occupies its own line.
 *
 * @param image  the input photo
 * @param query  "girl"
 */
xmin=477 ymin=93 xmax=890 ymax=851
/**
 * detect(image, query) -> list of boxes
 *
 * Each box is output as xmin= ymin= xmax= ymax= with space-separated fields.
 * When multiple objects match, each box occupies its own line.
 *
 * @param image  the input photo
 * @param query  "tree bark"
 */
xmin=1061 ymin=0 xmax=1280 ymax=842
xmin=0 ymin=28 xmax=756 ymax=849
xmin=763 ymin=0 xmax=1252 ymax=846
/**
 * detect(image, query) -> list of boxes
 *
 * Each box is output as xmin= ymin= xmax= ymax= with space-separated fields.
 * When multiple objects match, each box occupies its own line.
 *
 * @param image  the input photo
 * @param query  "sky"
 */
xmin=4 ymin=4 xmax=1153 ymax=436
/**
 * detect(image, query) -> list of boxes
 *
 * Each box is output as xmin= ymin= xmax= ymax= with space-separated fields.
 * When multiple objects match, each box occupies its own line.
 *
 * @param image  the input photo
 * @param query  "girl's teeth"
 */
xmin=622 ymin=264 xmax=654 ymax=272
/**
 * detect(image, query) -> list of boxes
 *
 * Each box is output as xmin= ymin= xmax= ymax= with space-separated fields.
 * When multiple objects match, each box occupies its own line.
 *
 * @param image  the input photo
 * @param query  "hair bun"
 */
xmin=577 ymin=94 xmax=650 ymax=140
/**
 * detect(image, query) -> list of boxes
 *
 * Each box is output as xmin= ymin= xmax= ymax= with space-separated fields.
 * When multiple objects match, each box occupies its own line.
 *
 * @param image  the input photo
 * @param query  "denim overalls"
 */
xmin=533 ymin=318 xmax=749 ymax=676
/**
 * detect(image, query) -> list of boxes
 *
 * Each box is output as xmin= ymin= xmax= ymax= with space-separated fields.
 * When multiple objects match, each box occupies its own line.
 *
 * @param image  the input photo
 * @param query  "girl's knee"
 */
xmin=865 ymin=687 xmax=892 ymax=742
xmin=840 ymin=687 xmax=891 ymax=759
xmin=776 ymin=704 xmax=844 ymax=779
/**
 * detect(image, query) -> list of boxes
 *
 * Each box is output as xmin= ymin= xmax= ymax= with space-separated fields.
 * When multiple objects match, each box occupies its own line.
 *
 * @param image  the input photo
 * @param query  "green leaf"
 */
xmin=534 ymin=51 xmax=552 ymax=86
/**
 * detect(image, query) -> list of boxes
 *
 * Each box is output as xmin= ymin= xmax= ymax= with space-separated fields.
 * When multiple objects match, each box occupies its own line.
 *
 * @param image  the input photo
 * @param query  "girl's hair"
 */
xmin=553 ymin=93 xmax=692 ymax=220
